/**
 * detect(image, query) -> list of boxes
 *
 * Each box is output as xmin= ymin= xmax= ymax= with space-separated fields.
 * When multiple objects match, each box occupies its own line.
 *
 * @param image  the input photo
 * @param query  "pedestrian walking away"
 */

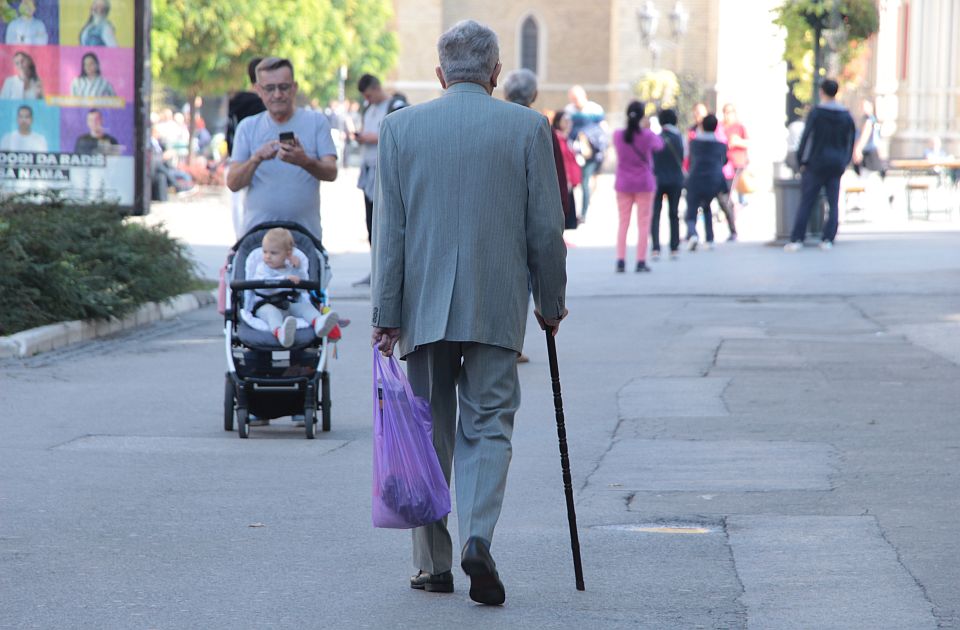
xmin=651 ymin=108 xmax=685 ymax=259
xmin=686 ymin=102 xmax=736 ymax=241
xmin=612 ymin=100 xmax=663 ymax=273
xmin=551 ymin=111 xmax=581 ymax=230
xmin=684 ymin=113 xmax=728 ymax=251
xmin=371 ymin=19 xmax=568 ymax=606
xmin=503 ymin=68 xmax=571 ymax=365
xmin=784 ymin=78 xmax=856 ymax=252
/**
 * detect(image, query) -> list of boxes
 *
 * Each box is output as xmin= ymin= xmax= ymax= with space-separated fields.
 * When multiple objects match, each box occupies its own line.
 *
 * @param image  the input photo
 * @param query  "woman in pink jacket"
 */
xmin=613 ymin=101 xmax=663 ymax=272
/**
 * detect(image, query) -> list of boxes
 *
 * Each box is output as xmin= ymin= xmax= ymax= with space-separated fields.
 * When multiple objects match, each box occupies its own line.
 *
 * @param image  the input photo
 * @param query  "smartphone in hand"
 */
xmin=279 ymin=131 xmax=295 ymax=145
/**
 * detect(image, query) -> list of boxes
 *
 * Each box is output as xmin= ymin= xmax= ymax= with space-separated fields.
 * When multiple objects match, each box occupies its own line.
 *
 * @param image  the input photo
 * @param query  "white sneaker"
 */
xmin=312 ymin=311 xmax=340 ymax=338
xmin=783 ymin=242 xmax=802 ymax=253
xmin=277 ymin=316 xmax=297 ymax=348
xmin=702 ymin=241 xmax=714 ymax=251
xmin=687 ymin=234 xmax=699 ymax=251
xmin=819 ymin=240 xmax=834 ymax=250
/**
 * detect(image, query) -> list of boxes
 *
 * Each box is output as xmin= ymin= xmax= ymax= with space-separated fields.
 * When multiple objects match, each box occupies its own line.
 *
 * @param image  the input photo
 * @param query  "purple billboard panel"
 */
xmin=0 ymin=0 xmax=61 ymax=46
xmin=59 ymin=104 xmax=133 ymax=156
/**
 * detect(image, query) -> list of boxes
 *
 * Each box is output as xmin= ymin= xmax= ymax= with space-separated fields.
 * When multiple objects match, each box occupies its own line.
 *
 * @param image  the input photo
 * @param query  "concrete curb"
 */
xmin=0 ymin=290 xmax=217 ymax=359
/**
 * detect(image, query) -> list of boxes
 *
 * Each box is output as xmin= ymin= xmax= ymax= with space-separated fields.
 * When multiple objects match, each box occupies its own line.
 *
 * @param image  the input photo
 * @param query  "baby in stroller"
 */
xmin=251 ymin=227 xmax=339 ymax=347
xmin=224 ymin=222 xmax=341 ymax=438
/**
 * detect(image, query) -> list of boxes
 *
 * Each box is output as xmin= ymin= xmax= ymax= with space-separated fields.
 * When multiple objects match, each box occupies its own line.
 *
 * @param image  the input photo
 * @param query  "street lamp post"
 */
xmin=338 ymin=65 xmax=347 ymax=103
xmin=638 ymin=1 xmax=688 ymax=69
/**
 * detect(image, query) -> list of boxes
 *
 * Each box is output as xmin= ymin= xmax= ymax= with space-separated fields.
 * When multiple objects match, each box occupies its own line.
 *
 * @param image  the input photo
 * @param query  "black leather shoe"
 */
xmin=409 ymin=570 xmax=454 ymax=593
xmin=460 ymin=537 xmax=505 ymax=605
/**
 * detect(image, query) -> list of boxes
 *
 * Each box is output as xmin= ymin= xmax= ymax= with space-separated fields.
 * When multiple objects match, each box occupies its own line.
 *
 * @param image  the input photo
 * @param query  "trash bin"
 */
xmin=773 ymin=164 xmax=824 ymax=242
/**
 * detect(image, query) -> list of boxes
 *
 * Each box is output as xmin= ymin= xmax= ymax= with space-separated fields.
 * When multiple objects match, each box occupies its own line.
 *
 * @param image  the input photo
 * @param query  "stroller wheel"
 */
xmin=223 ymin=374 xmax=235 ymax=432
xmin=303 ymin=404 xmax=316 ymax=440
xmin=237 ymin=408 xmax=250 ymax=439
xmin=321 ymin=371 xmax=331 ymax=432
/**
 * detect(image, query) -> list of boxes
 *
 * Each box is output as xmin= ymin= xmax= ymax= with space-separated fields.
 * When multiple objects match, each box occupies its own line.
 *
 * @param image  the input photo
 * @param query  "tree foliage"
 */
xmin=152 ymin=0 xmax=399 ymax=103
xmin=772 ymin=0 xmax=879 ymax=104
xmin=0 ymin=1 xmax=16 ymax=23
xmin=633 ymin=70 xmax=708 ymax=128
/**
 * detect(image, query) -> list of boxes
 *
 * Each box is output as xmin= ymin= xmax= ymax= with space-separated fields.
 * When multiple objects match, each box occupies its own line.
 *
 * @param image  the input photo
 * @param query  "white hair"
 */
xmin=503 ymin=68 xmax=538 ymax=107
xmin=437 ymin=20 xmax=499 ymax=84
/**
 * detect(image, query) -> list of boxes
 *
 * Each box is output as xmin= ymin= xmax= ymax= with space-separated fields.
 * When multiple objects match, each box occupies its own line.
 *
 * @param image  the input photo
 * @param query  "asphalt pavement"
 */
xmin=1 ymin=171 xmax=959 ymax=629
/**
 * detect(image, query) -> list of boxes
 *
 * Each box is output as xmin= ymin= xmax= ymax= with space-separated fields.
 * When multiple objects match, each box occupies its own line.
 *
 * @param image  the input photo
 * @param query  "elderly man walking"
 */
xmin=371 ymin=20 xmax=568 ymax=606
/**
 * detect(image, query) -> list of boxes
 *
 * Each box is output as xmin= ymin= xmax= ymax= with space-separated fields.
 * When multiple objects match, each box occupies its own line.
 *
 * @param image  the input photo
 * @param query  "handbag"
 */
xmin=372 ymin=349 xmax=451 ymax=529
xmin=576 ymin=131 xmax=594 ymax=161
xmin=735 ymin=168 xmax=756 ymax=195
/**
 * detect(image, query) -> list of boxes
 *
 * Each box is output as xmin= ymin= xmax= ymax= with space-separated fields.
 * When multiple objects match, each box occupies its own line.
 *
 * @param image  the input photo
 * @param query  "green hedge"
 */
xmin=0 ymin=195 xmax=197 ymax=336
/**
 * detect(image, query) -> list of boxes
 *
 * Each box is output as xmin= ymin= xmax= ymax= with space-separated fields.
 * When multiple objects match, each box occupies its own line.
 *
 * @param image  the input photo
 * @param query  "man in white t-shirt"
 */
xmin=355 ymin=74 xmax=389 ymax=244
xmin=4 ymin=0 xmax=49 ymax=45
xmin=351 ymin=74 xmax=389 ymax=286
xmin=0 ymin=105 xmax=48 ymax=152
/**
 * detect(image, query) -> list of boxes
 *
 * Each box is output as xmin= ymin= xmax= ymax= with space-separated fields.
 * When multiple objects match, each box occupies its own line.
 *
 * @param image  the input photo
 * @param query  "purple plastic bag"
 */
xmin=372 ymin=349 xmax=451 ymax=529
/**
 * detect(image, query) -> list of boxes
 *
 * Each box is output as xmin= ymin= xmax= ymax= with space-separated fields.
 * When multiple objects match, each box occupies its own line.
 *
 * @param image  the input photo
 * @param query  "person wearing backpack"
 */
xmin=564 ymin=85 xmax=607 ymax=222
xmin=651 ymin=108 xmax=685 ymax=259
xmin=352 ymin=75 xmax=410 ymax=287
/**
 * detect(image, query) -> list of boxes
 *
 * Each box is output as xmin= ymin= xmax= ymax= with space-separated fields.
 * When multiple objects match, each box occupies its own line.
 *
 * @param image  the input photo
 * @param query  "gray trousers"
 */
xmin=405 ymin=341 xmax=520 ymax=574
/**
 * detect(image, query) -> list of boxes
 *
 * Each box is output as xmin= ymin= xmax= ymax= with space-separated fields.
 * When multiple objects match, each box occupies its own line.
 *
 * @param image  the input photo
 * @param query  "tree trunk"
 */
xmin=187 ymin=91 xmax=197 ymax=163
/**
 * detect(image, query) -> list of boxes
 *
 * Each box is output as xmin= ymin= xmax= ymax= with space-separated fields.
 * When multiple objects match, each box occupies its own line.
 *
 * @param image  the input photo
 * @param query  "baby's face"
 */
xmin=262 ymin=241 xmax=291 ymax=269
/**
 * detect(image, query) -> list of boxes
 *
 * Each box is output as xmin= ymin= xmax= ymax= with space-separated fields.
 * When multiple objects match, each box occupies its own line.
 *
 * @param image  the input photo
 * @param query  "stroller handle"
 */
xmin=230 ymin=279 xmax=322 ymax=292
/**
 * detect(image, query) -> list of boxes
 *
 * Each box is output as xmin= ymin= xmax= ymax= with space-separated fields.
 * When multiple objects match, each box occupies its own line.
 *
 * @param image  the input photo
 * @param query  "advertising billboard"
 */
xmin=0 ymin=0 xmax=146 ymax=212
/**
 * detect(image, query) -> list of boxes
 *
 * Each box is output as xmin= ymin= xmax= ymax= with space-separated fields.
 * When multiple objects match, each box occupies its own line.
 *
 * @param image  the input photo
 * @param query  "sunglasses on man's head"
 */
xmin=261 ymin=83 xmax=293 ymax=94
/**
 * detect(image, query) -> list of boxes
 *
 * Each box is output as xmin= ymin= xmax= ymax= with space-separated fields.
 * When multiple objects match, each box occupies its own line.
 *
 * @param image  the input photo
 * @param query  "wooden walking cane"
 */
xmin=545 ymin=327 xmax=585 ymax=591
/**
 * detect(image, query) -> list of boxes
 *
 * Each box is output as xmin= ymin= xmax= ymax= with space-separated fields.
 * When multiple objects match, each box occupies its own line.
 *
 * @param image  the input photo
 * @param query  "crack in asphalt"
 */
xmin=872 ymin=514 xmax=947 ymax=628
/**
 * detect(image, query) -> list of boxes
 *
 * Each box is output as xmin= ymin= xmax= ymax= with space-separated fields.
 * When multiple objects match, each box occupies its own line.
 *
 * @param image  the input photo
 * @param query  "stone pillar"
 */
xmin=891 ymin=0 xmax=960 ymax=157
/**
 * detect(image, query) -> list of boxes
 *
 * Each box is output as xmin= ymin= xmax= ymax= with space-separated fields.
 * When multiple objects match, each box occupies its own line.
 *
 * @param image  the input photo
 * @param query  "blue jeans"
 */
xmin=580 ymin=160 xmax=599 ymax=220
xmin=791 ymin=168 xmax=841 ymax=243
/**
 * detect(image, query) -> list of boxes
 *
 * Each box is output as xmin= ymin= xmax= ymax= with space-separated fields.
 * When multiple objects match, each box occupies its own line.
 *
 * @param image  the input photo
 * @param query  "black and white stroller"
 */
xmin=223 ymin=222 xmax=336 ymax=439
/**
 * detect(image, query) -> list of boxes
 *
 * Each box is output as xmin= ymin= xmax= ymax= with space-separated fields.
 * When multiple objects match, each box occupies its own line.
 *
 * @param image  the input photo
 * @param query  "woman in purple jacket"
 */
xmin=613 ymin=101 xmax=663 ymax=272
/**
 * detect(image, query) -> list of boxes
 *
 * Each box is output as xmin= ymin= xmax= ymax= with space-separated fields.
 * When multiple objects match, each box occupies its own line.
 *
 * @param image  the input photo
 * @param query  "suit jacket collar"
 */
xmin=444 ymin=82 xmax=490 ymax=97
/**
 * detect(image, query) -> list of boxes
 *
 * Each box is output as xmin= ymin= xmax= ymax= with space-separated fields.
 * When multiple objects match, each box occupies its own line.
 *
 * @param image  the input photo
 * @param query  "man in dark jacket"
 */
xmin=652 ymin=108 xmax=685 ymax=258
xmin=785 ymin=79 xmax=856 ymax=251
xmin=225 ymin=57 xmax=265 ymax=237
xmin=684 ymin=114 xmax=728 ymax=251
xmin=226 ymin=57 xmax=265 ymax=157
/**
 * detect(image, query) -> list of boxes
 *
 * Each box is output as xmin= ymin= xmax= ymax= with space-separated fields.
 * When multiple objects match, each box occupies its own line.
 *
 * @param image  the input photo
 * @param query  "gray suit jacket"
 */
xmin=371 ymin=81 xmax=567 ymax=358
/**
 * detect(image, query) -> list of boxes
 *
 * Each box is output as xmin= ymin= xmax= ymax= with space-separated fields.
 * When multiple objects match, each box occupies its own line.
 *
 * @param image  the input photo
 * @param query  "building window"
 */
xmin=521 ymin=17 xmax=538 ymax=74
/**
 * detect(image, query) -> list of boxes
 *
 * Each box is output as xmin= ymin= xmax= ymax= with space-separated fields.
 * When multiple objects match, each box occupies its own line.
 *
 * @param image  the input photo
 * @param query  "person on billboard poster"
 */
xmin=78 ymin=0 xmax=117 ymax=47
xmin=0 ymin=104 xmax=48 ymax=151
xmin=73 ymin=108 xmax=119 ymax=154
xmin=0 ymin=51 xmax=45 ymax=100
xmin=4 ymin=0 xmax=49 ymax=45
xmin=70 ymin=52 xmax=116 ymax=97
